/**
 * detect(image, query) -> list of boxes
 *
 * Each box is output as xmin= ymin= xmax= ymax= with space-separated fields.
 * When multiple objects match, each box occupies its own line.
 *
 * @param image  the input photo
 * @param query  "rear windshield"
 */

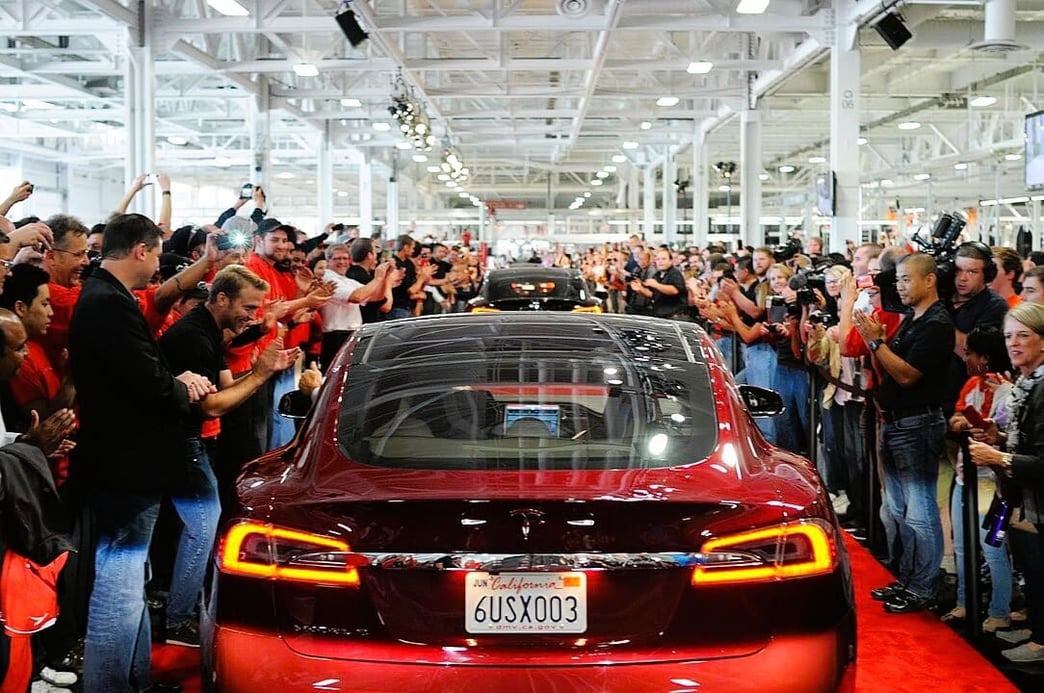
xmin=488 ymin=275 xmax=584 ymax=301
xmin=336 ymin=318 xmax=718 ymax=471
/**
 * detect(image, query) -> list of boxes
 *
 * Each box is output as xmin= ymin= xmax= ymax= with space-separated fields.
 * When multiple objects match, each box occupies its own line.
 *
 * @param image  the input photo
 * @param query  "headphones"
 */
xmin=955 ymin=241 xmax=997 ymax=283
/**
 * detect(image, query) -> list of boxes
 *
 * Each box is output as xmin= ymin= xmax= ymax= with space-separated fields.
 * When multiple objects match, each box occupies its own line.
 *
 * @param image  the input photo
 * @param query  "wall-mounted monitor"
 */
xmin=815 ymin=171 xmax=836 ymax=217
xmin=1027 ymin=110 xmax=1044 ymax=191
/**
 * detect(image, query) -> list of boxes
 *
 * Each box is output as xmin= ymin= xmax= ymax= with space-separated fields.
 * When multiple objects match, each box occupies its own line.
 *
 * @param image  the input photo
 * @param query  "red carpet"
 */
xmin=151 ymin=534 xmax=1018 ymax=692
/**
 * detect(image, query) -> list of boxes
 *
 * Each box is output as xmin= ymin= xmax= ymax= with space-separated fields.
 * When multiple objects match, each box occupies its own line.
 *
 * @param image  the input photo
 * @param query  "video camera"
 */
xmin=788 ymin=269 xmax=826 ymax=307
xmin=873 ymin=211 xmax=966 ymax=312
xmin=773 ymin=238 xmax=803 ymax=263
xmin=767 ymin=294 xmax=802 ymax=323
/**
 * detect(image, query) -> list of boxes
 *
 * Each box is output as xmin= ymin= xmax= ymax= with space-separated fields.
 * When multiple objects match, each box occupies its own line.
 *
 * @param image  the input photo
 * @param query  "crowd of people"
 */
xmin=0 ymin=172 xmax=1043 ymax=691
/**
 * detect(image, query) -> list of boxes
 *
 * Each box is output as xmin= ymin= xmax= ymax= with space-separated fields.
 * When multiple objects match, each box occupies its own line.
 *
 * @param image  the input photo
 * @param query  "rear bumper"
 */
xmin=207 ymin=622 xmax=855 ymax=693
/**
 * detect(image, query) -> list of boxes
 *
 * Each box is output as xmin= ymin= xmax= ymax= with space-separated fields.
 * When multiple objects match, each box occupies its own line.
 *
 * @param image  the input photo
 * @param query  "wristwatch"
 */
xmin=869 ymin=339 xmax=883 ymax=352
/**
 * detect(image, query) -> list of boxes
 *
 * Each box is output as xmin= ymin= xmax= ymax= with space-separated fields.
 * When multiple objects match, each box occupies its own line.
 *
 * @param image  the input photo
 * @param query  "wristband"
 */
xmin=162 ymin=191 xmax=171 ymax=196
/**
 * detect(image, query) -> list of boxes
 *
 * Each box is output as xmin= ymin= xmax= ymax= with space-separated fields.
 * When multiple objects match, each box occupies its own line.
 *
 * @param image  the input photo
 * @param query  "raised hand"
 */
xmin=21 ymin=408 xmax=77 ymax=457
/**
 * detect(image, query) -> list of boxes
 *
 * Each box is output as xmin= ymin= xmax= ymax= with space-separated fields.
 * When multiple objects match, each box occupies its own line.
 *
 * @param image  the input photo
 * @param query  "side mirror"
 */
xmin=738 ymin=384 xmax=785 ymax=418
xmin=277 ymin=390 xmax=312 ymax=420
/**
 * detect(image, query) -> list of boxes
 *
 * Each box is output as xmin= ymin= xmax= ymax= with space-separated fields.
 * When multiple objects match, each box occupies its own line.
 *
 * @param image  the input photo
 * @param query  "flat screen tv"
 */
xmin=815 ymin=170 xmax=836 ymax=216
xmin=1027 ymin=110 xmax=1044 ymax=191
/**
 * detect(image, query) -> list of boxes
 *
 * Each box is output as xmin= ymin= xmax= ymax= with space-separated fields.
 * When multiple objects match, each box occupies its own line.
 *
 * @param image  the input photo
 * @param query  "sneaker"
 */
xmin=50 ymin=639 xmax=84 ymax=675
xmin=870 ymin=581 xmax=905 ymax=601
xmin=883 ymin=588 xmax=934 ymax=614
xmin=996 ymin=627 xmax=1033 ymax=644
xmin=38 ymin=667 xmax=77 ymax=687
xmin=165 ymin=619 xmax=200 ymax=648
xmin=30 ymin=681 xmax=72 ymax=693
xmin=831 ymin=491 xmax=850 ymax=515
xmin=1002 ymin=642 xmax=1044 ymax=662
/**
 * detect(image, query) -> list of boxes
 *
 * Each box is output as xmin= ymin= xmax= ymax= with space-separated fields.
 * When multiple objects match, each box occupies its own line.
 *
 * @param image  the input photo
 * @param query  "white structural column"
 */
xmin=124 ymin=10 xmax=154 ymax=218
xmin=627 ymin=166 xmax=640 ymax=236
xmin=317 ymin=123 xmax=333 ymax=226
xmin=693 ymin=127 xmax=710 ymax=249
xmin=830 ymin=0 xmax=862 ymax=253
xmin=662 ymin=148 xmax=677 ymax=246
xmin=358 ymin=160 xmax=373 ymax=238
xmin=642 ymin=165 xmax=656 ymax=240
xmin=739 ymin=110 xmax=763 ymax=248
xmin=249 ymin=81 xmax=271 ymax=193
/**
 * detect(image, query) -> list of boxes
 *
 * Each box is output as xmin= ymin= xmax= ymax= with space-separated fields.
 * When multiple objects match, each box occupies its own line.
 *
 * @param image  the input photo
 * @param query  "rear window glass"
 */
xmin=488 ymin=276 xmax=580 ymax=300
xmin=336 ymin=317 xmax=718 ymax=470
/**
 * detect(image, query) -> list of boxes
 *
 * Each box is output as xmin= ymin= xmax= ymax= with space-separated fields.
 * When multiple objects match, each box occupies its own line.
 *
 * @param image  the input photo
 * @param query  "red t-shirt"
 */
xmin=132 ymin=286 xmax=172 ymax=337
xmin=245 ymin=254 xmax=310 ymax=350
xmin=10 ymin=342 xmax=69 ymax=484
xmin=39 ymin=282 xmax=80 ymax=374
xmin=844 ymin=307 xmax=904 ymax=358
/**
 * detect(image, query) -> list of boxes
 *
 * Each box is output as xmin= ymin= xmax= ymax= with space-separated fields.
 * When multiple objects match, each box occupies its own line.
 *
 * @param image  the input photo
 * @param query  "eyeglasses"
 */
xmin=52 ymin=247 xmax=90 ymax=260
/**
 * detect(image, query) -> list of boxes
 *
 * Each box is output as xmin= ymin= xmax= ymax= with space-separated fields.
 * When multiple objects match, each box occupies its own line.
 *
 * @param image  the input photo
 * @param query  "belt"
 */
xmin=879 ymin=405 xmax=940 ymax=424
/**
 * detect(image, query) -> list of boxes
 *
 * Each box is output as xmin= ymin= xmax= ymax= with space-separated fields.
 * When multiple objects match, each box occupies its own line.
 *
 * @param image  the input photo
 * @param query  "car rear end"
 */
xmin=203 ymin=315 xmax=854 ymax=692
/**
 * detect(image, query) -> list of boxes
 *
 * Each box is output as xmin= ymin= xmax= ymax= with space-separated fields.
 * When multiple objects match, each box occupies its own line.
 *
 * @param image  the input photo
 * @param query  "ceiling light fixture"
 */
xmin=759 ymin=173 xmax=769 ymax=181
xmin=591 ymin=179 xmax=603 ymax=185
xmin=656 ymin=96 xmax=679 ymax=107
xmin=687 ymin=60 xmax=713 ymax=74
xmin=206 ymin=0 xmax=249 ymax=17
xmin=612 ymin=154 xmax=628 ymax=163
xmin=293 ymin=63 xmax=319 ymax=77
xmin=954 ymin=162 xmax=968 ymax=170
xmin=808 ymin=155 xmax=827 ymax=164
xmin=22 ymin=99 xmax=55 ymax=110
xmin=372 ymin=122 xmax=391 ymax=131
xmin=596 ymin=171 xmax=610 ymax=178
xmin=736 ymin=0 xmax=770 ymax=15
xmin=913 ymin=172 xmax=931 ymax=180
xmin=413 ymin=154 xmax=428 ymax=162
xmin=640 ymin=121 xmax=652 ymax=130
xmin=622 ymin=141 xmax=639 ymax=150
xmin=857 ymin=137 xmax=868 ymax=145
xmin=166 ymin=135 xmax=188 ymax=146
xmin=897 ymin=121 xmax=921 ymax=130
xmin=778 ymin=164 xmax=795 ymax=173
xmin=1004 ymin=153 xmax=1023 ymax=161
xmin=969 ymin=95 xmax=997 ymax=108
xmin=603 ymin=165 xmax=617 ymax=172
xmin=340 ymin=97 xmax=362 ymax=108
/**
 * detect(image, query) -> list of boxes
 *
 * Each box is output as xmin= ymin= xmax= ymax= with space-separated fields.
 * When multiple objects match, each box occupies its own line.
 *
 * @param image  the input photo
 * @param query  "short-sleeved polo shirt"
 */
xmin=876 ymin=300 xmax=955 ymax=410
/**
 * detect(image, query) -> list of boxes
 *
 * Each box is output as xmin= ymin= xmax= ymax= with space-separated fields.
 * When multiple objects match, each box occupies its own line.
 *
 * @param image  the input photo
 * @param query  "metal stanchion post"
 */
xmin=959 ymin=432 xmax=982 ymax=641
xmin=807 ymin=369 xmax=818 ymax=466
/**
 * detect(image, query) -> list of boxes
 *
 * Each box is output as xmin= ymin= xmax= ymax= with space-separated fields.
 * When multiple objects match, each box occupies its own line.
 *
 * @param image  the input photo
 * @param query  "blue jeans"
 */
xmin=166 ymin=437 xmax=222 ymax=626
xmin=950 ymin=481 xmax=1012 ymax=618
xmin=386 ymin=307 xmax=413 ymax=320
xmin=773 ymin=364 xmax=809 ymax=455
xmin=85 ymin=491 xmax=162 ymax=692
xmin=740 ymin=342 xmax=777 ymax=443
xmin=715 ymin=334 xmax=742 ymax=375
xmin=879 ymin=410 xmax=946 ymax=596
xmin=269 ymin=368 xmax=297 ymax=450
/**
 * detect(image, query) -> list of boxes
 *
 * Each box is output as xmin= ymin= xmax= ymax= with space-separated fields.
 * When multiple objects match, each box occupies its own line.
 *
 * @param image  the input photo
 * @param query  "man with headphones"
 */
xmin=946 ymin=242 xmax=1010 ymax=414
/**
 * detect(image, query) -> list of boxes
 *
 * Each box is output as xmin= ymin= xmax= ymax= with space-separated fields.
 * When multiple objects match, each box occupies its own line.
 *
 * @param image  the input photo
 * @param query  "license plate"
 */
xmin=464 ymin=572 xmax=587 ymax=634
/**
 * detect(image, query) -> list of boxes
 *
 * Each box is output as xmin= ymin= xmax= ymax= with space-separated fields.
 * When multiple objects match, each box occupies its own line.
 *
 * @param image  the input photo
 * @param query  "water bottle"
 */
xmin=982 ymin=496 xmax=1013 ymax=548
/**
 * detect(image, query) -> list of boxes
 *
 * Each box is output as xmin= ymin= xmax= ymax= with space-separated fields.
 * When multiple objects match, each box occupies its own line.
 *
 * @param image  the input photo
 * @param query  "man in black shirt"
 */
xmin=347 ymin=237 xmax=397 ymax=324
xmin=631 ymin=248 xmax=688 ymax=319
xmin=158 ymin=265 xmax=299 ymax=646
xmin=854 ymin=253 xmax=954 ymax=614
xmin=389 ymin=235 xmax=433 ymax=319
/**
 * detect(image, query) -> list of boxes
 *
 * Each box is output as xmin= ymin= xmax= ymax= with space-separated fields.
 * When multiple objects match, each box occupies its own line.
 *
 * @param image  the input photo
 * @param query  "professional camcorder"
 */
xmin=773 ymin=238 xmax=803 ymax=263
xmin=873 ymin=211 xmax=966 ymax=312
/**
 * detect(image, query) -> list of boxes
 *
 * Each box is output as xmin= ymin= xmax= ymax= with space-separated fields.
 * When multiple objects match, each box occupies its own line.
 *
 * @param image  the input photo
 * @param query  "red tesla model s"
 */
xmin=202 ymin=313 xmax=855 ymax=692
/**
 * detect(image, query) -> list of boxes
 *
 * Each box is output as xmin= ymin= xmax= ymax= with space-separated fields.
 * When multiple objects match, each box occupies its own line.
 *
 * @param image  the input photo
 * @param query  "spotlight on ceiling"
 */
xmin=335 ymin=4 xmax=368 ymax=47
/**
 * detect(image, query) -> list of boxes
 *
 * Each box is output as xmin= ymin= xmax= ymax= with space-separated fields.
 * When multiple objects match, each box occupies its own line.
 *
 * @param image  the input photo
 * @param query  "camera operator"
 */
xmin=629 ymin=248 xmax=688 ymax=320
xmin=855 ymin=253 xmax=954 ymax=614
xmin=947 ymin=244 xmax=1010 ymax=412
xmin=763 ymin=264 xmax=809 ymax=455
xmin=623 ymin=249 xmax=652 ymax=315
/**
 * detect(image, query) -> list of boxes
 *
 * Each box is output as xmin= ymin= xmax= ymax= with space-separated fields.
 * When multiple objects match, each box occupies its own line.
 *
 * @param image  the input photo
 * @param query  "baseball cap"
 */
xmin=255 ymin=218 xmax=295 ymax=237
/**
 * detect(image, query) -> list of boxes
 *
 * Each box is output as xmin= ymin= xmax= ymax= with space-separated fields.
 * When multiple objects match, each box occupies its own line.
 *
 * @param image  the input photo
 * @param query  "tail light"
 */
xmin=217 ymin=520 xmax=361 ymax=586
xmin=571 ymin=305 xmax=603 ymax=313
xmin=691 ymin=520 xmax=836 ymax=585
xmin=469 ymin=306 xmax=501 ymax=313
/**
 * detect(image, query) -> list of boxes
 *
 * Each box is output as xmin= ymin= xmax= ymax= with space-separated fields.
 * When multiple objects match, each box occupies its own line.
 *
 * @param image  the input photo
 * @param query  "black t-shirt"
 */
xmin=876 ymin=301 xmax=955 ymax=410
xmin=159 ymin=303 xmax=228 ymax=435
xmin=346 ymin=264 xmax=385 ymax=323
xmin=392 ymin=255 xmax=417 ymax=310
xmin=944 ymin=288 xmax=1009 ymax=412
xmin=649 ymin=266 xmax=687 ymax=318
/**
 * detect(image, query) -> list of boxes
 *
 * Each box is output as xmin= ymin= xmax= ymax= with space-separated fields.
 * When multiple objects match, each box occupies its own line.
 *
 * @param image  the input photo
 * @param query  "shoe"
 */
xmin=30 ymin=682 xmax=71 ymax=693
xmin=870 ymin=581 xmax=905 ymax=601
xmin=883 ymin=589 xmax=934 ymax=614
xmin=38 ymin=667 xmax=77 ymax=687
xmin=165 ymin=619 xmax=200 ymax=648
xmin=1011 ymin=608 xmax=1028 ymax=623
xmin=1002 ymin=642 xmax=1044 ymax=662
xmin=941 ymin=607 xmax=966 ymax=623
xmin=983 ymin=616 xmax=1011 ymax=633
xmin=996 ymin=628 xmax=1033 ymax=644
xmin=831 ymin=491 xmax=850 ymax=516
xmin=50 ymin=639 xmax=84 ymax=675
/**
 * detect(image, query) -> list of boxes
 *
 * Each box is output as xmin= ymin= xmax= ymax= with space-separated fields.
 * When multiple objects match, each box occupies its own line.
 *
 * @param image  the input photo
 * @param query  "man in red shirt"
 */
xmin=243 ymin=218 xmax=330 ymax=449
xmin=39 ymin=214 xmax=90 ymax=371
